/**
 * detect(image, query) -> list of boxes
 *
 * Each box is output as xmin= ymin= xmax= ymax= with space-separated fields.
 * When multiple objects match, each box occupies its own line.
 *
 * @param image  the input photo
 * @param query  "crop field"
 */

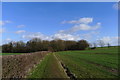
xmin=2 ymin=47 xmax=119 ymax=78
xmin=55 ymin=47 xmax=118 ymax=78
xmin=0 ymin=53 xmax=24 ymax=55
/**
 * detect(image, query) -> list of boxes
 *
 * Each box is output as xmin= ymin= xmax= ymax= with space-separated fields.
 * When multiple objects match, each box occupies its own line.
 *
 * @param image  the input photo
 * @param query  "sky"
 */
xmin=0 ymin=2 xmax=119 ymax=45
xmin=2 ymin=0 xmax=119 ymax=2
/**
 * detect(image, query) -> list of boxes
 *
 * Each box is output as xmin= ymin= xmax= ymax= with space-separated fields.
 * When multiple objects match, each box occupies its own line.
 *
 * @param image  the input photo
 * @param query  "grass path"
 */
xmin=28 ymin=53 xmax=68 ymax=78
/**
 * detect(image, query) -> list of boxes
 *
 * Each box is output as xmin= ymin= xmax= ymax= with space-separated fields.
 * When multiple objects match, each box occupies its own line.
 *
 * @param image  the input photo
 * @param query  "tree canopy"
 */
xmin=2 ymin=38 xmax=90 ymax=53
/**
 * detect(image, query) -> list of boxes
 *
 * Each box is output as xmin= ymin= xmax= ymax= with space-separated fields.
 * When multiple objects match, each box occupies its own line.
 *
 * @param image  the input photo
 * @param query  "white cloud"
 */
xmin=22 ymin=32 xmax=52 ymax=40
xmin=0 ymin=28 xmax=5 ymax=33
xmin=1 ymin=17 xmax=102 ymax=45
xmin=0 ymin=20 xmax=12 ymax=25
xmin=22 ymin=31 xmax=99 ymax=41
xmin=81 ymin=31 xmax=100 ymax=40
xmin=61 ymin=17 xmax=93 ymax=24
xmin=15 ymin=30 xmax=26 ymax=34
xmin=5 ymin=38 xmax=12 ymax=42
xmin=113 ymin=3 xmax=120 ymax=10
xmin=78 ymin=18 xmax=93 ymax=24
xmin=17 ymin=25 xmax=25 ymax=28
xmin=22 ymin=32 xmax=81 ymax=41
xmin=4 ymin=20 xmax=12 ymax=23
xmin=100 ymin=36 xmax=119 ymax=46
xmin=0 ymin=21 xmax=4 ymax=25
xmin=1 ymin=17 xmax=100 ymax=42
xmin=53 ymin=33 xmax=80 ymax=40
xmin=58 ymin=22 xmax=101 ymax=34
xmin=73 ymin=24 xmax=91 ymax=30
xmin=3 ymin=38 xmax=12 ymax=44
xmin=60 ymin=17 xmax=101 ymax=34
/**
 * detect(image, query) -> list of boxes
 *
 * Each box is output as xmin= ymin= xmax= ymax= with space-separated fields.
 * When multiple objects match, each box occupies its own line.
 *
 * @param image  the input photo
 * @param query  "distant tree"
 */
xmin=91 ymin=42 xmax=97 ymax=49
xmin=49 ymin=40 xmax=58 ymax=52
xmin=2 ymin=42 xmax=13 ymax=53
xmin=49 ymin=39 xmax=65 ymax=51
xmin=12 ymin=41 xmax=26 ymax=53
xmin=64 ymin=40 xmax=77 ymax=50
xmin=89 ymin=43 xmax=96 ymax=49
xmin=48 ymin=46 xmax=54 ymax=52
xmin=26 ymin=38 xmax=42 ymax=52
xmin=56 ymin=39 xmax=65 ymax=51
xmin=76 ymin=40 xmax=89 ymax=50
xmin=97 ymin=40 xmax=105 ymax=47
xmin=2 ymin=38 xmax=90 ymax=53
xmin=42 ymin=40 xmax=50 ymax=51
xmin=93 ymin=42 xmax=97 ymax=48
xmin=107 ymin=43 xmax=111 ymax=48
xmin=89 ymin=43 xmax=92 ymax=48
xmin=2 ymin=44 xmax=9 ymax=53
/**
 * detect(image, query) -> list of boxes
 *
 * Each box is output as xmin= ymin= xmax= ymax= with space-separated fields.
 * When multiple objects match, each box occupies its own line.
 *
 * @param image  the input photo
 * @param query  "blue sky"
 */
xmin=2 ymin=0 xmax=119 ymax=2
xmin=1 ymin=2 xmax=118 ymax=45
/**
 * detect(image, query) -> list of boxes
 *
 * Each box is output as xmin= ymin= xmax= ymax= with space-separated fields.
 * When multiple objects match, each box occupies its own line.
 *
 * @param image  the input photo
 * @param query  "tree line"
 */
xmin=2 ymin=38 xmax=90 ymax=53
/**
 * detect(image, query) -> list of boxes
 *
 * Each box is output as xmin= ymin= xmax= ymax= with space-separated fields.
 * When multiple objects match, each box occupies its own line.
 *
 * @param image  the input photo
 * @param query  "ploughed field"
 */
xmin=2 ymin=51 xmax=49 ymax=78
xmin=55 ymin=47 xmax=118 ymax=78
xmin=2 ymin=47 xmax=119 ymax=78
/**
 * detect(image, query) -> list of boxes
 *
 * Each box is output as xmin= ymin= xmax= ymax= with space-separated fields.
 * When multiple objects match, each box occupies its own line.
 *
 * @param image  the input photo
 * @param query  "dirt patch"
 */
xmin=2 ymin=51 xmax=50 ymax=78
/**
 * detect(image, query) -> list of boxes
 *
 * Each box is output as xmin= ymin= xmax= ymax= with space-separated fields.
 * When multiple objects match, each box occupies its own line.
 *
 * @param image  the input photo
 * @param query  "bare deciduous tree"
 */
xmin=97 ymin=40 xmax=105 ymax=47
xmin=107 ymin=43 xmax=111 ymax=48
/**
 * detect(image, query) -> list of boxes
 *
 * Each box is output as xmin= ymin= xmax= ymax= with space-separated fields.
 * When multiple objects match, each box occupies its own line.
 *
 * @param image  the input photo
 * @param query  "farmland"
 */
xmin=27 ymin=47 xmax=119 ymax=78
xmin=55 ymin=47 xmax=118 ymax=78
xmin=0 ymin=53 xmax=24 ymax=55
xmin=28 ymin=53 xmax=68 ymax=78
xmin=2 ymin=47 xmax=119 ymax=78
xmin=2 ymin=51 xmax=49 ymax=78
xmin=2 ymin=2 xmax=118 ymax=79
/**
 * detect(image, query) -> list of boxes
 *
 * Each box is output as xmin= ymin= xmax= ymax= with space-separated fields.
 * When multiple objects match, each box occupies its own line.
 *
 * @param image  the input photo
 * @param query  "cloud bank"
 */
xmin=3 ymin=17 xmax=118 ymax=46
xmin=22 ymin=17 xmax=101 ymax=41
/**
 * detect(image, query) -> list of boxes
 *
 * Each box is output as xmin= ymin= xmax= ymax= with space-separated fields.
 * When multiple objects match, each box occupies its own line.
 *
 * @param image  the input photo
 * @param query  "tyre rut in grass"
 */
xmin=54 ymin=53 xmax=77 ymax=80
xmin=60 ymin=62 xmax=77 ymax=80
